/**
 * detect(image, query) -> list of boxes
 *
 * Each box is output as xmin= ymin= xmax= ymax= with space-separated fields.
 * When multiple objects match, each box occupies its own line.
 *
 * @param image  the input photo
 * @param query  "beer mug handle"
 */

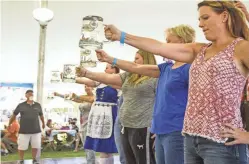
xmin=102 ymin=24 xmax=111 ymax=43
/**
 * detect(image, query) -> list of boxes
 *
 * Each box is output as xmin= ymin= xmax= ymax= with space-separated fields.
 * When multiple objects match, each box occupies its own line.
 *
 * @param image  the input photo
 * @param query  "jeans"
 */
xmin=155 ymin=131 xmax=184 ymax=164
xmin=114 ymin=116 xmax=126 ymax=164
xmin=184 ymin=134 xmax=248 ymax=164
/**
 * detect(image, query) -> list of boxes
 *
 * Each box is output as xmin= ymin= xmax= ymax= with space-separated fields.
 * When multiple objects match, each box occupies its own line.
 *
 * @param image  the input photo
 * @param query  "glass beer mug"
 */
xmin=62 ymin=64 xmax=77 ymax=83
xmin=79 ymin=15 xmax=108 ymax=67
xmin=50 ymin=70 xmax=61 ymax=83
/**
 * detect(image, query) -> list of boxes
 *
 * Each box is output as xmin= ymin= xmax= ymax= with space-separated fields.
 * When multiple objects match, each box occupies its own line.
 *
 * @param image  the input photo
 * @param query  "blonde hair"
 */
xmin=198 ymin=0 xmax=249 ymax=41
xmin=166 ymin=24 xmax=196 ymax=43
xmin=127 ymin=50 xmax=157 ymax=85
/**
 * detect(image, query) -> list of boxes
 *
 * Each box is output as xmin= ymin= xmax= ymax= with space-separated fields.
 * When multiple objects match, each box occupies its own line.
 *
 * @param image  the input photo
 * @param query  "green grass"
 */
xmin=1 ymin=149 xmax=86 ymax=162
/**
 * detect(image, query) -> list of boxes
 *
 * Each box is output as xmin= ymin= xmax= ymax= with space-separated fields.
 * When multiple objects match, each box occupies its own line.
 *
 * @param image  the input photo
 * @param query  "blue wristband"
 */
xmin=120 ymin=32 xmax=126 ymax=45
xmin=112 ymin=58 xmax=117 ymax=67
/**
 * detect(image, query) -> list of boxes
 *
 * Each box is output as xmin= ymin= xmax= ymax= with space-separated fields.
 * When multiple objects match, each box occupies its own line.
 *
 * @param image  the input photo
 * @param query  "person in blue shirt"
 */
xmin=95 ymin=24 xmax=195 ymax=164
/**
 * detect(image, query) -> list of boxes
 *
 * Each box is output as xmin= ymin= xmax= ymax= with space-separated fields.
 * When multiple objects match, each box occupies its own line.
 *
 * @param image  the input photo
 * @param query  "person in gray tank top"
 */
xmin=76 ymin=50 xmax=157 ymax=164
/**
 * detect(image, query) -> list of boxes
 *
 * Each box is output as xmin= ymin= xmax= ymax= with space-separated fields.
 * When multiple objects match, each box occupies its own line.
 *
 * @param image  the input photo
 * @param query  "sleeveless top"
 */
xmin=79 ymin=102 xmax=92 ymax=127
xmin=182 ymin=38 xmax=247 ymax=143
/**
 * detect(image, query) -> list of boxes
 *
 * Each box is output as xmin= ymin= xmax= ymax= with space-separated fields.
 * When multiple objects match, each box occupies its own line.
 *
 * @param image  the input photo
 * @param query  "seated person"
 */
xmin=1 ymin=141 xmax=9 ymax=155
xmin=44 ymin=119 xmax=53 ymax=137
xmin=43 ymin=119 xmax=56 ymax=149
xmin=2 ymin=117 xmax=19 ymax=153
xmin=71 ymin=118 xmax=79 ymax=132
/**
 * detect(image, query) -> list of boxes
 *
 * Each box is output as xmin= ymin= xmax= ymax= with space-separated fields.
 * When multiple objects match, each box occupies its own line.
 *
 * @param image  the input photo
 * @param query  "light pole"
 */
xmin=33 ymin=2 xmax=53 ymax=104
xmin=32 ymin=0 xmax=54 ymax=159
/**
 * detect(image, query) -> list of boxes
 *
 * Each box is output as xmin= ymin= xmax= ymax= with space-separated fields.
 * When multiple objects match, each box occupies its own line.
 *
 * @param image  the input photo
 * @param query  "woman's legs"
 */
xmin=155 ymin=135 xmax=165 ymax=164
xmin=121 ymin=127 xmax=155 ymax=164
xmin=156 ymin=132 xmax=184 ymax=164
xmin=74 ymin=133 xmax=81 ymax=152
xmin=99 ymin=153 xmax=114 ymax=164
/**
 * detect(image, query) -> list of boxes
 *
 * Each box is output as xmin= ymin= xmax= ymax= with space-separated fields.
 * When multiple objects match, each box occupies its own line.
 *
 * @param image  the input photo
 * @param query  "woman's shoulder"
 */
xmin=193 ymin=43 xmax=209 ymax=55
xmin=235 ymin=40 xmax=249 ymax=72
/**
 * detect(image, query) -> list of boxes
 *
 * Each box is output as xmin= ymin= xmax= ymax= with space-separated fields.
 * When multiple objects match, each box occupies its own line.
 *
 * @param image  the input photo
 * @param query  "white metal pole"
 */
xmin=36 ymin=0 xmax=48 ymax=159
xmin=36 ymin=0 xmax=48 ymax=104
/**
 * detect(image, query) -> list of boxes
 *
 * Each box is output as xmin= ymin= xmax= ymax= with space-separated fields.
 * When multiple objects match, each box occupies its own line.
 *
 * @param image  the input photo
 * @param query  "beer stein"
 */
xmin=50 ymin=70 xmax=61 ymax=83
xmin=62 ymin=64 xmax=77 ymax=83
xmin=79 ymin=15 xmax=108 ymax=67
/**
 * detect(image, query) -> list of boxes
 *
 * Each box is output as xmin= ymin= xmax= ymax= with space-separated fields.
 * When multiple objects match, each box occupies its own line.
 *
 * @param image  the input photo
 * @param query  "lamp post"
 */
xmin=33 ymin=2 xmax=53 ymax=104
xmin=32 ymin=0 xmax=54 ymax=159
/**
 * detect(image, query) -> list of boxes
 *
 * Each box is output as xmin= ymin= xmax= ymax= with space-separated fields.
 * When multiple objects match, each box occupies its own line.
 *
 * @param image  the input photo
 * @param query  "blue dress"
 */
xmin=84 ymin=84 xmax=118 ymax=153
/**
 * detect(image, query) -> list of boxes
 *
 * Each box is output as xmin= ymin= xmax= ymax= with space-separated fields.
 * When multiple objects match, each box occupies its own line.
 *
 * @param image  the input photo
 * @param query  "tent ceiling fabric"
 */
xmin=1 ymin=1 xmax=249 ymax=83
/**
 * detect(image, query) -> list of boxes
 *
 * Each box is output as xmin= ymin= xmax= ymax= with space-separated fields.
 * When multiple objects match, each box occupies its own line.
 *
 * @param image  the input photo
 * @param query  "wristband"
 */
xmin=112 ymin=58 xmax=117 ymax=68
xmin=120 ymin=31 xmax=126 ymax=45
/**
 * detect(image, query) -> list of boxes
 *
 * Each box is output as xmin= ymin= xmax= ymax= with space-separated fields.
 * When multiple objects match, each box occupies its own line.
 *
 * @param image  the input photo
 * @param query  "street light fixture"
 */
xmin=33 ymin=8 xmax=54 ymax=26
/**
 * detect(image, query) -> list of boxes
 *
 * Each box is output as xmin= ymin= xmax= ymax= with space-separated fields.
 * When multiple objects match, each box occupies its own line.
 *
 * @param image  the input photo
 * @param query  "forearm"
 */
xmin=75 ymin=78 xmax=97 ymax=87
xmin=40 ymin=115 xmax=45 ymax=125
xmin=125 ymin=34 xmax=164 ymax=56
xmin=106 ymin=56 xmax=139 ymax=73
xmin=55 ymin=93 xmax=65 ymax=98
xmin=72 ymin=95 xmax=94 ymax=103
xmin=4 ymin=133 xmax=10 ymax=138
xmin=78 ymin=95 xmax=94 ymax=103
xmin=124 ymin=33 xmax=196 ymax=63
xmin=84 ymin=71 xmax=117 ymax=86
xmin=71 ymin=98 xmax=83 ymax=103
xmin=8 ymin=115 xmax=15 ymax=126
xmin=106 ymin=57 xmax=159 ymax=78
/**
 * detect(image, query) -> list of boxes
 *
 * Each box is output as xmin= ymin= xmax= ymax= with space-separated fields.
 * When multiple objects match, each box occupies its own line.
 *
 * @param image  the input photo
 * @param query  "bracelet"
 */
xmin=120 ymin=31 xmax=126 ymax=45
xmin=112 ymin=58 xmax=117 ymax=68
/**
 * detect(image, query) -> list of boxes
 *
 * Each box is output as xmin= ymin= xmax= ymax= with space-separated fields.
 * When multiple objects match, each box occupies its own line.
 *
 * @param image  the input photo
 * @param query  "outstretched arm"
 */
xmin=75 ymin=77 xmax=98 ymax=87
xmin=96 ymin=50 xmax=160 ymax=78
xmin=71 ymin=93 xmax=95 ymax=103
xmin=124 ymin=34 xmax=199 ymax=63
xmin=76 ymin=67 xmax=123 ymax=88
xmin=104 ymin=25 xmax=205 ymax=63
xmin=54 ymin=92 xmax=66 ymax=99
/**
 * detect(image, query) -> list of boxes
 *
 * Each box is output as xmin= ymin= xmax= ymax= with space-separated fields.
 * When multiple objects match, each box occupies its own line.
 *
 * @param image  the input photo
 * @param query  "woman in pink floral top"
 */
xmin=103 ymin=1 xmax=249 ymax=164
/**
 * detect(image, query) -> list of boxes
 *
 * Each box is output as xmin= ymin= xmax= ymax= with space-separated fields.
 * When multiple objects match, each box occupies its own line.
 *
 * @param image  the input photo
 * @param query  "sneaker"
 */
xmin=32 ymin=159 xmax=39 ymax=164
xmin=18 ymin=160 xmax=24 ymax=164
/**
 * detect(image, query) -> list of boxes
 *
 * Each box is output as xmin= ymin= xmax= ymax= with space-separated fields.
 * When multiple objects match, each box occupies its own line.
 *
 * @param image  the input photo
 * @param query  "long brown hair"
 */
xmin=127 ymin=50 xmax=157 ymax=85
xmin=198 ymin=0 xmax=249 ymax=41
